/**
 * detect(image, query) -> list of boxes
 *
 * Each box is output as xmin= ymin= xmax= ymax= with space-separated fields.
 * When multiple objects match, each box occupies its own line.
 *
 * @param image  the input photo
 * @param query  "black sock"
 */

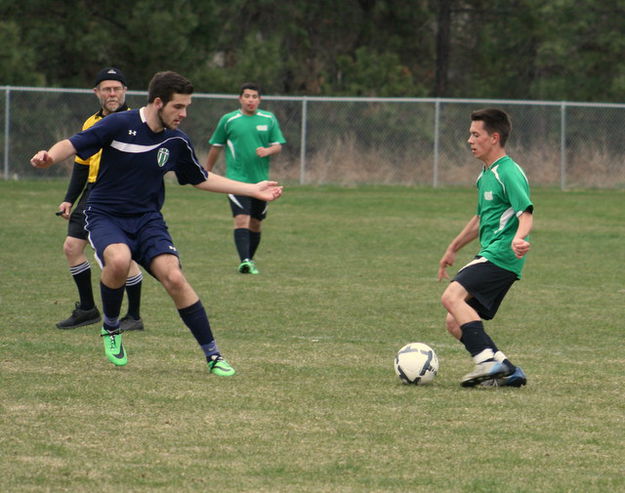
xmin=70 ymin=261 xmax=95 ymax=310
xmin=125 ymin=273 xmax=143 ymax=319
xmin=482 ymin=332 xmax=499 ymax=354
xmin=178 ymin=300 xmax=219 ymax=358
xmin=100 ymin=281 xmax=124 ymax=330
xmin=501 ymin=359 xmax=516 ymax=372
xmin=459 ymin=320 xmax=491 ymax=357
xmin=234 ymin=228 xmax=251 ymax=262
xmin=249 ymin=231 xmax=261 ymax=259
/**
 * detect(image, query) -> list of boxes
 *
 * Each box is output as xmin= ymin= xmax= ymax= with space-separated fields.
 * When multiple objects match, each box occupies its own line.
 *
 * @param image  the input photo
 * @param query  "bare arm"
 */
xmin=193 ymin=171 xmax=283 ymax=202
xmin=205 ymin=145 xmax=223 ymax=172
xmin=438 ymin=215 xmax=480 ymax=281
xmin=256 ymin=143 xmax=282 ymax=158
xmin=511 ymin=211 xmax=533 ymax=258
xmin=31 ymin=139 xmax=77 ymax=168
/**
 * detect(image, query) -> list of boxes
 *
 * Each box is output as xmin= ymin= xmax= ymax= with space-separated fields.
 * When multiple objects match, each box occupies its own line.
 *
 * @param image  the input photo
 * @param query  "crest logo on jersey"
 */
xmin=484 ymin=191 xmax=493 ymax=201
xmin=157 ymin=148 xmax=170 ymax=167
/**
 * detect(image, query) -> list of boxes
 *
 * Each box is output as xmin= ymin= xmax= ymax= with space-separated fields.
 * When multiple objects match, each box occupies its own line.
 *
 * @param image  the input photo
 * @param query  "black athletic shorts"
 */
xmin=67 ymin=186 xmax=91 ymax=240
xmin=453 ymin=256 xmax=518 ymax=320
xmin=228 ymin=194 xmax=267 ymax=221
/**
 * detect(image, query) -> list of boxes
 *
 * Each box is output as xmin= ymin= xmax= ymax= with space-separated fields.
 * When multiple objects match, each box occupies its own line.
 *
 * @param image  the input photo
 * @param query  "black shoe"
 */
xmin=56 ymin=302 xmax=101 ymax=329
xmin=119 ymin=315 xmax=144 ymax=332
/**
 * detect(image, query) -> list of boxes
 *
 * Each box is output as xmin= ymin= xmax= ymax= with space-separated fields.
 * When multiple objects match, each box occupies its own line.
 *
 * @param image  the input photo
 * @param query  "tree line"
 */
xmin=1 ymin=0 xmax=624 ymax=102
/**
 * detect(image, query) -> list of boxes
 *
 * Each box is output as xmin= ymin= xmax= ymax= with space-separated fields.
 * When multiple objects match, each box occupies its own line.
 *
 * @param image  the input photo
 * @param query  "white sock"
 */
xmin=473 ymin=348 xmax=495 ymax=364
xmin=493 ymin=351 xmax=508 ymax=363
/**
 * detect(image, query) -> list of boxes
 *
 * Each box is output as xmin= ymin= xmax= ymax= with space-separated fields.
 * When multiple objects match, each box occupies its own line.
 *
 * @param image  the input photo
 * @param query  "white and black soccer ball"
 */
xmin=394 ymin=342 xmax=439 ymax=385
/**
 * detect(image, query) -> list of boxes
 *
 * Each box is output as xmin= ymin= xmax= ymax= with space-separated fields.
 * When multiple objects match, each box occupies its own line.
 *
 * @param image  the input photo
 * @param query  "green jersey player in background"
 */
xmin=205 ymin=82 xmax=286 ymax=275
xmin=438 ymin=108 xmax=533 ymax=388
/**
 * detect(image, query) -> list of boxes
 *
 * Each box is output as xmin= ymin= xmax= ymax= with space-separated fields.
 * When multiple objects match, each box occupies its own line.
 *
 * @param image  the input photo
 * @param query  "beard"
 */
xmin=157 ymin=108 xmax=177 ymax=130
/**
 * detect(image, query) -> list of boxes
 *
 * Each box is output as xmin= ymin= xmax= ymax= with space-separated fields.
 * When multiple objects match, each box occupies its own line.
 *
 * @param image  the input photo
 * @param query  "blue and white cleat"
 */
xmin=461 ymin=360 xmax=508 ymax=387
xmin=482 ymin=366 xmax=527 ymax=387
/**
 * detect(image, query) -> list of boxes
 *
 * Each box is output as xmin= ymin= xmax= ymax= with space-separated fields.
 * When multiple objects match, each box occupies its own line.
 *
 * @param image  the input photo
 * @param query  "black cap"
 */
xmin=94 ymin=67 xmax=127 ymax=87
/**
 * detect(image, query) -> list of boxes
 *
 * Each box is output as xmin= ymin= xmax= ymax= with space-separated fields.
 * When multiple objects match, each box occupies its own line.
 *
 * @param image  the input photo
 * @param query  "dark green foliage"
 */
xmin=2 ymin=0 xmax=625 ymax=100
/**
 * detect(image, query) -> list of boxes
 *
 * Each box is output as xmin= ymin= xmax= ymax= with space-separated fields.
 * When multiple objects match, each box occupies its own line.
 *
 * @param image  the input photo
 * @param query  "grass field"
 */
xmin=1 ymin=180 xmax=623 ymax=492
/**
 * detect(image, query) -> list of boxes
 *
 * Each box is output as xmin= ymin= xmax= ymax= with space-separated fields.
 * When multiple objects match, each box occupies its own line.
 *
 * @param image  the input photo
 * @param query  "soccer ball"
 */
xmin=394 ymin=342 xmax=439 ymax=385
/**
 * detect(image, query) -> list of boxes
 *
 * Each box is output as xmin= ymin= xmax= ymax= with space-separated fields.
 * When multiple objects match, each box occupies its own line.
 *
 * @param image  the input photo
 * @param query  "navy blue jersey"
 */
xmin=69 ymin=108 xmax=207 ymax=215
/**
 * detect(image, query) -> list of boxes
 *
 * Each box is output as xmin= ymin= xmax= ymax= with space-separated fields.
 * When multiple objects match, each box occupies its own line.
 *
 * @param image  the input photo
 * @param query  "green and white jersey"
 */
xmin=209 ymin=109 xmax=286 ymax=183
xmin=476 ymin=155 xmax=533 ymax=278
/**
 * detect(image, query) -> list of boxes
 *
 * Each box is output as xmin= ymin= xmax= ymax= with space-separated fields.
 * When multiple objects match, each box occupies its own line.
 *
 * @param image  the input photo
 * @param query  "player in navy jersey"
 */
xmin=31 ymin=71 xmax=283 ymax=376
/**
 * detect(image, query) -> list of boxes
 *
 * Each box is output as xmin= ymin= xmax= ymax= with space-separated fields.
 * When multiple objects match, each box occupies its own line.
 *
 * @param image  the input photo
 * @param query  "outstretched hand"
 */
xmin=31 ymin=150 xmax=54 ymax=168
xmin=254 ymin=180 xmax=283 ymax=201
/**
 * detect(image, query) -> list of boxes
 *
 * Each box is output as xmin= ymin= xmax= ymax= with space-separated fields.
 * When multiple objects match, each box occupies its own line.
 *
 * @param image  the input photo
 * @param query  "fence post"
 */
xmin=3 ymin=86 xmax=10 ymax=180
xmin=433 ymin=99 xmax=440 ymax=187
xmin=300 ymin=97 xmax=308 ymax=185
xmin=560 ymin=103 xmax=566 ymax=190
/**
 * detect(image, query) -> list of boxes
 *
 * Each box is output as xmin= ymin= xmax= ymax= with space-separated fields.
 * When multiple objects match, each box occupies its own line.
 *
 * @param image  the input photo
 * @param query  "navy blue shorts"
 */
xmin=84 ymin=208 xmax=179 ymax=273
xmin=453 ymin=257 xmax=518 ymax=320
xmin=228 ymin=194 xmax=267 ymax=220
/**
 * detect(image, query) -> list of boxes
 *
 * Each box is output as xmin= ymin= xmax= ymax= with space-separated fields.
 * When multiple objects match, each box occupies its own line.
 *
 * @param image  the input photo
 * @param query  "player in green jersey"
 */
xmin=205 ymin=83 xmax=286 ymax=274
xmin=438 ymin=108 xmax=533 ymax=388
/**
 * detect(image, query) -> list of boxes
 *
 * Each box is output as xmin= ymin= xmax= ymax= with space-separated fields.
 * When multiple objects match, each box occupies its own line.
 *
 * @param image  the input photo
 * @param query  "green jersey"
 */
xmin=209 ymin=109 xmax=286 ymax=183
xmin=476 ymin=155 xmax=533 ymax=278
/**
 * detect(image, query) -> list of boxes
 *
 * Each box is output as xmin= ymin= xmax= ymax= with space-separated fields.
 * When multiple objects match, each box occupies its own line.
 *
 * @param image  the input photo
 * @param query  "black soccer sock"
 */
xmin=482 ymin=332 xmax=499 ymax=354
xmin=178 ymin=300 xmax=219 ymax=358
xmin=100 ymin=281 xmax=124 ymax=330
xmin=234 ymin=228 xmax=251 ymax=261
xmin=124 ymin=272 xmax=143 ymax=319
xmin=70 ymin=261 xmax=95 ymax=310
xmin=249 ymin=231 xmax=261 ymax=259
xmin=459 ymin=320 xmax=492 ymax=359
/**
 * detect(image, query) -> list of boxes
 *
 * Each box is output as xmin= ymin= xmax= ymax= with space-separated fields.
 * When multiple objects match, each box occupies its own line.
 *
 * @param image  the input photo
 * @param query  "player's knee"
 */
xmin=107 ymin=259 xmax=130 ymax=278
xmin=234 ymin=214 xmax=251 ymax=229
xmin=440 ymin=290 xmax=455 ymax=311
xmin=161 ymin=267 xmax=188 ymax=292
xmin=103 ymin=249 xmax=131 ymax=278
xmin=63 ymin=237 xmax=85 ymax=260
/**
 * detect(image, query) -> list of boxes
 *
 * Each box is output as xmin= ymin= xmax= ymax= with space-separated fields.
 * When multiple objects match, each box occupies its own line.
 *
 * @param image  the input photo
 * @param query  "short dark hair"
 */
xmin=148 ymin=71 xmax=193 ymax=104
xmin=240 ymin=82 xmax=261 ymax=96
xmin=471 ymin=108 xmax=511 ymax=146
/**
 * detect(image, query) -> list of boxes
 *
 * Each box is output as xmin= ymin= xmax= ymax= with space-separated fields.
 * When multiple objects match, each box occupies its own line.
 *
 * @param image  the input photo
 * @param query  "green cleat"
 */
xmin=238 ymin=260 xmax=252 ymax=274
xmin=100 ymin=327 xmax=127 ymax=366
xmin=208 ymin=354 xmax=236 ymax=376
xmin=248 ymin=260 xmax=259 ymax=275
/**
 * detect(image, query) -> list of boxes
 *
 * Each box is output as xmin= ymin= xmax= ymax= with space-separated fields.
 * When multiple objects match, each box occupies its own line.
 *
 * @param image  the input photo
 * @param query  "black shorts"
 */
xmin=67 ymin=187 xmax=90 ymax=240
xmin=228 ymin=194 xmax=267 ymax=221
xmin=453 ymin=257 xmax=518 ymax=320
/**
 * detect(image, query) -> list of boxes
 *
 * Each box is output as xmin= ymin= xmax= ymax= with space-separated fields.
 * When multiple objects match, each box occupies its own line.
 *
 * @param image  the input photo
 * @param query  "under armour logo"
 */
xmin=128 ymin=130 xmax=137 ymax=136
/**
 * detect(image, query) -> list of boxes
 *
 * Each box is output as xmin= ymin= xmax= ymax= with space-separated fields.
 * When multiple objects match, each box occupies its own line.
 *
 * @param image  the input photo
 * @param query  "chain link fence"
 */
xmin=2 ymin=86 xmax=625 ymax=188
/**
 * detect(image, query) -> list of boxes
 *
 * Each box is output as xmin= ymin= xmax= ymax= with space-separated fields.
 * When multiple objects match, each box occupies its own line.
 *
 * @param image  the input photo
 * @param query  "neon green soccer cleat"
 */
xmin=208 ymin=354 xmax=236 ymax=376
xmin=238 ymin=260 xmax=252 ymax=273
xmin=248 ymin=260 xmax=259 ymax=275
xmin=100 ymin=327 xmax=128 ymax=366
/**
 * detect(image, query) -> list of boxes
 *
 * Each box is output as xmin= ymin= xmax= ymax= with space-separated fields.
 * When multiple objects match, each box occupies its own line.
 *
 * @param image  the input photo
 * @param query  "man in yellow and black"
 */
xmin=56 ymin=67 xmax=145 ymax=332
